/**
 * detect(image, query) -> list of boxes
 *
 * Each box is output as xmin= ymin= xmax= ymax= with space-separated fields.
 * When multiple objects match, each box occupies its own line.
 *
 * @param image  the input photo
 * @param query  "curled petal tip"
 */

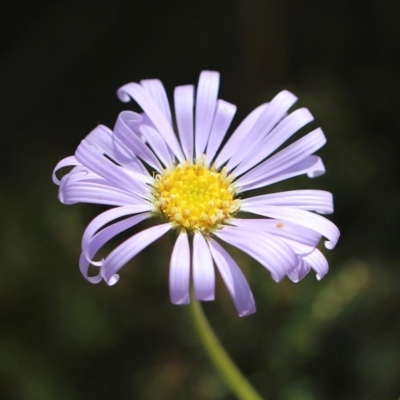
xmin=279 ymin=89 xmax=298 ymax=102
xmin=171 ymin=296 xmax=191 ymax=305
xmin=198 ymin=295 xmax=215 ymax=302
xmin=116 ymin=86 xmax=132 ymax=103
xmin=106 ymin=274 xmax=120 ymax=286
xmin=271 ymin=272 xmax=282 ymax=283
xmin=325 ymin=240 xmax=335 ymax=250
xmin=239 ymin=306 xmax=257 ymax=318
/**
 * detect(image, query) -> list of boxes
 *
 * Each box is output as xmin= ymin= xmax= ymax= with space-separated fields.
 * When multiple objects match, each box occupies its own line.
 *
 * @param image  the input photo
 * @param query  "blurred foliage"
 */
xmin=1 ymin=0 xmax=400 ymax=399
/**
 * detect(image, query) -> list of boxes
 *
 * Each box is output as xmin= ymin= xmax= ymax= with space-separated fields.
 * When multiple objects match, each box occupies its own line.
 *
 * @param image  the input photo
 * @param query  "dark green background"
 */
xmin=1 ymin=0 xmax=399 ymax=399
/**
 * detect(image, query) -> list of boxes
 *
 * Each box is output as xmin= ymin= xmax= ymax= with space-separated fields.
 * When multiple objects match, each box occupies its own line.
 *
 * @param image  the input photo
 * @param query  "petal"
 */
xmin=169 ymin=233 xmax=191 ymax=305
xmin=79 ymin=252 xmax=103 ymax=284
xmin=140 ymin=123 xmax=174 ymax=168
xmin=59 ymin=178 xmax=145 ymax=206
xmin=240 ymin=204 xmax=340 ymax=250
xmin=79 ymin=213 xmax=150 ymax=284
xmin=75 ymin=139 xmax=150 ymax=199
xmin=140 ymin=79 xmax=172 ymax=125
xmin=226 ymin=90 xmax=298 ymax=171
xmin=192 ymin=232 xmax=215 ymax=301
xmin=229 ymin=218 xmax=318 ymax=271
xmin=59 ymin=164 xmax=142 ymax=193
xmin=230 ymin=218 xmax=321 ymax=248
xmin=242 ymin=190 xmax=334 ymax=214
xmin=303 ymin=248 xmax=329 ymax=280
xmin=53 ymin=156 xmax=80 ymax=185
xmin=117 ymin=82 xmax=185 ymax=162
xmin=239 ymin=155 xmax=326 ymax=192
xmin=81 ymin=204 xmax=152 ymax=264
xmin=215 ymin=103 xmax=268 ymax=168
xmin=114 ymin=111 xmax=163 ymax=172
xmin=85 ymin=125 xmax=115 ymax=159
xmin=101 ymin=223 xmax=172 ymax=284
xmin=174 ymin=85 xmax=194 ymax=160
xmin=233 ymin=108 xmax=314 ymax=176
xmin=205 ymin=99 xmax=237 ymax=164
xmin=235 ymin=128 xmax=326 ymax=189
xmin=195 ymin=71 xmax=220 ymax=159
xmin=215 ymin=226 xmax=298 ymax=282
xmin=138 ymin=85 xmax=176 ymax=165
xmin=85 ymin=125 xmax=146 ymax=174
xmin=287 ymin=258 xmax=312 ymax=283
xmin=111 ymin=135 xmax=149 ymax=176
xmin=208 ymin=239 xmax=256 ymax=317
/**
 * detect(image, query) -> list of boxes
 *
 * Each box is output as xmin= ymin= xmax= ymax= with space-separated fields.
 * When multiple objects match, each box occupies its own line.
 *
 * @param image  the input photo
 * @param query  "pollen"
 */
xmin=152 ymin=158 xmax=240 ymax=232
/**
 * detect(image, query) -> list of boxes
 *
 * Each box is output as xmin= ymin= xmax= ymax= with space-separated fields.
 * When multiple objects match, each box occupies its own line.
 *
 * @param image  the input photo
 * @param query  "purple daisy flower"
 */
xmin=53 ymin=71 xmax=339 ymax=317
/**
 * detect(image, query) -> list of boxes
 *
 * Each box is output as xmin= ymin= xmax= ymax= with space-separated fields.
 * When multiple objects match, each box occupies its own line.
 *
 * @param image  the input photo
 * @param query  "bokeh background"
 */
xmin=1 ymin=0 xmax=400 ymax=399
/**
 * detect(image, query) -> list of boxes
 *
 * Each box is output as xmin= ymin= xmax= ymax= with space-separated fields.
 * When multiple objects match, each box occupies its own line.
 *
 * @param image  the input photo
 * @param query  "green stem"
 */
xmin=188 ymin=298 xmax=264 ymax=400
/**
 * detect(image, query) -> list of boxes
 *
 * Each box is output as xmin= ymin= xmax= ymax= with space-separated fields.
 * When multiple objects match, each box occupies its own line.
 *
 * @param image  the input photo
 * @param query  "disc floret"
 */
xmin=152 ymin=157 xmax=240 ymax=232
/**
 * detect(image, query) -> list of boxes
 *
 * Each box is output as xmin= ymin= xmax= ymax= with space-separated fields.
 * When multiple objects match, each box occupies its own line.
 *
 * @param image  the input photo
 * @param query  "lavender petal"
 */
xmin=81 ymin=204 xmax=152 ymax=264
xmin=114 ymin=111 xmax=163 ymax=172
xmin=208 ymin=239 xmax=256 ymax=317
xmin=303 ymin=248 xmax=329 ymax=280
xmin=215 ymin=226 xmax=298 ymax=282
xmin=195 ymin=71 xmax=220 ymax=160
xmin=233 ymin=108 xmax=314 ymax=176
xmin=101 ymin=223 xmax=172 ymax=284
xmin=242 ymin=190 xmax=334 ymax=215
xmin=117 ymin=82 xmax=185 ymax=162
xmin=236 ymin=128 xmax=326 ymax=188
xmin=79 ymin=213 xmax=150 ymax=284
xmin=75 ymin=139 xmax=150 ymax=198
xmin=193 ymin=232 xmax=215 ymax=301
xmin=226 ymin=90 xmax=298 ymax=171
xmin=240 ymin=204 xmax=340 ymax=250
xmin=140 ymin=123 xmax=174 ymax=168
xmin=230 ymin=218 xmax=321 ymax=247
xmin=205 ymin=99 xmax=236 ymax=164
xmin=215 ymin=103 xmax=268 ymax=168
xmin=174 ymin=85 xmax=195 ymax=160
xmin=287 ymin=258 xmax=312 ymax=282
xmin=52 ymin=156 xmax=80 ymax=185
xmin=140 ymin=79 xmax=173 ymax=125
xmin=239 ymin=156 xmax=326 ymax=192
xmin=169 ymin=233 xmax=191 ymax=305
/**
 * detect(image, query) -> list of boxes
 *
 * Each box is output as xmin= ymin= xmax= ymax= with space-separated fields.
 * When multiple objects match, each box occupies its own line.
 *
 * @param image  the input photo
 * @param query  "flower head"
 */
xmin=53 ymin=71 xmax=340 ymax=317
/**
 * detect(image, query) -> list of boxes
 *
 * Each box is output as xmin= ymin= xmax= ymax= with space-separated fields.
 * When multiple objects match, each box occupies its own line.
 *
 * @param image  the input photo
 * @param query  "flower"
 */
xmin=53 ymin=71 xmax=340 ymax=317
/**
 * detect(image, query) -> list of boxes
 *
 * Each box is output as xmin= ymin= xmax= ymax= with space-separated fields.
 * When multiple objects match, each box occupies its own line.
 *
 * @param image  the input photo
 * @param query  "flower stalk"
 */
xmin=188 ymin=297 xmax=264 ymax=400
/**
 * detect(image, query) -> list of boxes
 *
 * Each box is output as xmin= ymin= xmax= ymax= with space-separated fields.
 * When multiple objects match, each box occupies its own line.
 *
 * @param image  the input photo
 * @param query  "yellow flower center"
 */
xmin=152 ymin=158 xmax=240 ymax=232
